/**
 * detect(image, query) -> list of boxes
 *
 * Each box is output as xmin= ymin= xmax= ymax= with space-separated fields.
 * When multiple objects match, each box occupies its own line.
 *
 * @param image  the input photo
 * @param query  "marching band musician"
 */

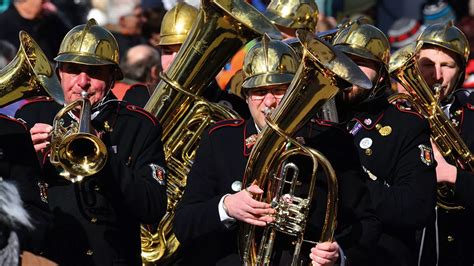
xmin=15 ymin=19 xmax=167 ymax=266
xmin=173 ymin=36 xmax=380 ymax=265
xmin=331 ymin=21 xmax=437 ymax=266
xmin=415 ymin=22 xmax=474 ymax=266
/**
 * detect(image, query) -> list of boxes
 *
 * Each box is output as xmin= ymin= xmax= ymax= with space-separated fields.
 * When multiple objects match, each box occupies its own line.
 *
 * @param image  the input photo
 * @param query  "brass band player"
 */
xmin=415 ymin=22 xmax=474 ymax=266
xmin=15 ymin=19 xmax=167 ymax=266
xmin=173 ymin=36 xmax=380 ymax=265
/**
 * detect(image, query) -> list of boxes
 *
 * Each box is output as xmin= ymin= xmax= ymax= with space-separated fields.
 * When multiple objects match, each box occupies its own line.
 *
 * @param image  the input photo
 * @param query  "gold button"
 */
xmin=447 ymin=236 xmax=454 ymax=242
xmin=365 ymin=148 xmax=372 ymax=156
xmin=86 ymin=250 xmax=93 ymax=256
xmin=91 ymin=217 xmax=97 ymax=223
xmin=375 ymin=124 xmax=382 ymax=130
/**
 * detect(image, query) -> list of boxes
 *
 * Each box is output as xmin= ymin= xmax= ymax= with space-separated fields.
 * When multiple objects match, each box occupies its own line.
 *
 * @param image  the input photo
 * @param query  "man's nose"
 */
xmin=263 ymin=92 xmax=278 ymax=107
xmin=77 ymin=72 xmax=91 ymax=89
xmin=434 ymin=66 xmax=444 ymax=83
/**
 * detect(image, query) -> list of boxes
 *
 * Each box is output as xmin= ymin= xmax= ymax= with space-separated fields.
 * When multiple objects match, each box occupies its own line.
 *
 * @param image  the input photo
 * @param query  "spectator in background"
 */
xmin=387 ymin=18 xmax=424 ymax=52
xmin=457 ymin=16 xmax=474 ymax=89
xmin=114 ymin=44 xmax=161 ymax=107
xmin=109 ymin=3 xmax=147 ymax=58
xmin=0 ymin=0 xmax=70 ymax=61
xmin=422 ymin=0 xmax=456 ymax=26
xmin=140 ymin=0 xmax=166 ymax=47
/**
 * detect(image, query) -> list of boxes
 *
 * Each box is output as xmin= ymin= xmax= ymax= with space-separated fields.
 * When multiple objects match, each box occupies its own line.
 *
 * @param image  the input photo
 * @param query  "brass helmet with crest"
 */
xmin=264 ymin=0 xmax=319 ymax=32
xmin=416 ymin=21 xmax=470 ymax=67
xmin=55 ymin=19 xmax=123 ymax=80
xmin=242 ymin=34 xmax=299 ymax=94
xmin=332 ymin=19 xmax=390 ymax=71
xmin=159 ymin=2 xmax=198 ymax=46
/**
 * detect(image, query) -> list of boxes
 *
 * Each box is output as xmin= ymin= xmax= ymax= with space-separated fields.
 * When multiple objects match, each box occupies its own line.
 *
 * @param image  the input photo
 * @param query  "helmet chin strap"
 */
xmin=364 ymin=64 xmax=386 ymax=102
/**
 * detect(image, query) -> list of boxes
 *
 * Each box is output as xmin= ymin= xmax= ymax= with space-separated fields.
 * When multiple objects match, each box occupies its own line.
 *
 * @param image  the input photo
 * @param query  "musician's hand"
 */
xmin=30 ymin=123 xmax=52 ymax=152
xmin=223 ymin=184 xmax=275 ymax=226
xmin=430 ymin=139 xmax=457 ymax=184
xmin=310 ymin=241 xmax=340 ymax=266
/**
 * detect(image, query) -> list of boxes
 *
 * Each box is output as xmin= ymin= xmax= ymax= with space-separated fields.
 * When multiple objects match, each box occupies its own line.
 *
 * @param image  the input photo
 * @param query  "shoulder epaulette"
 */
xmin=209 ymin=119 xmax=245 ymax=135
xmin=125 ymin=104 xmax=159 ymax=126
xmin=394 ymin=103 xmax=423 ymax=119
xmin=0 ymin=113 xmax=27 ymax=131
xmin=17 ymin=96 xmax=54 ymax=111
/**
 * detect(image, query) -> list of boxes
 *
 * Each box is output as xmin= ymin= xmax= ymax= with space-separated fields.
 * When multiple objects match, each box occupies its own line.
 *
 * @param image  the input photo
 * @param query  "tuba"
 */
xmin=0 ymin=31 xmax=64 ymax=106
xmin=141 ymin=0 xmax=281 ymax=262
xmin=49 ymin=92 xmax=108 ymax=183
xmin=389 ymin=43 xmax=474 ymax=211
xmin=239 ymin=30 xmax=372 ymax=265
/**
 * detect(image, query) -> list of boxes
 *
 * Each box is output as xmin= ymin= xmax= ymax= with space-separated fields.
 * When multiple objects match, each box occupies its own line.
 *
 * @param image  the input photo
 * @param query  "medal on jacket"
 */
xmin=376 ymin=124 xmax=392 ymax=137
xmin=37 ymin=181 xmax=49 ymax=203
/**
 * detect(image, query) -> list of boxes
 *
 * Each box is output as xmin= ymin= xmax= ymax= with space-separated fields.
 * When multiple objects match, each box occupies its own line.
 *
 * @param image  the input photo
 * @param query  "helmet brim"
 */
xmin=55 ymin=53 xmax=123 ymax=80
xmin=158 ymin=34 xmax=187 ymax=46
xmin=335 ymin=44 xmax=380 ymax=65
xmin=265 ymin=10 xmax=296 ymax=29
xmin=242 ymin=73 xmax=294 ymax=90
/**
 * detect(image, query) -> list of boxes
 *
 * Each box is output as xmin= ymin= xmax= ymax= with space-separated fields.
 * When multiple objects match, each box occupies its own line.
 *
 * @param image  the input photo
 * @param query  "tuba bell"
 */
xmin=49 ymin=92 xmax=108 ymax=183
xmin=0 ymin=31 xmax=64 ymax=107
xmin=239 ymin=30 xmax=372 ymax=265
xmin=389 ymin=42 xmax=474 ymax=211
xmin=141 ymin=0 xmax=282 ymax=262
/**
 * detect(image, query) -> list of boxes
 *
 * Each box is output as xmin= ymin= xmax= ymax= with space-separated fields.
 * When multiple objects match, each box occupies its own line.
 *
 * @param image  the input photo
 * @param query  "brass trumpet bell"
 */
xmin=0 ymin=31 xmax=64 ymax=107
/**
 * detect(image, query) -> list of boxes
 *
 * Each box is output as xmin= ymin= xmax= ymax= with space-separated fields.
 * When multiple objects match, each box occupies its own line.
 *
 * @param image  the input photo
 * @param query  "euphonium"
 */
xmin=49 ymin=91 xmax=108 ymax=183
xmin=141 ymin=0 xmax=281 ymax=262
xmin=389 ymin=43 xmax=474 ymax=211
xmin=239 ymin=30 xmax=372 ymax=265
xmin=0 ymin=31 xmax=64 ymax=106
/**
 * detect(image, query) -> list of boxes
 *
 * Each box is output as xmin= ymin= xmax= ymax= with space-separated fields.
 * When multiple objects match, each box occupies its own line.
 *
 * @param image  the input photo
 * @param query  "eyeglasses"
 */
xmin=248 ymin=87 xmax=288 ymax=101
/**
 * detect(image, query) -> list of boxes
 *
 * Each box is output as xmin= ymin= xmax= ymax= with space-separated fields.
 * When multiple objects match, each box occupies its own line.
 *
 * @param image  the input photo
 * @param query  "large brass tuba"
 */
xmin=389 ymin=43 xmax=474 ymax=211
xmin=239 ymin=30 xmax=372 ymax=265
xmin=49 ymin=92 xmax=108 ymax=183
xmin=0 ymin=31 xmax=64 ymax=106
xmin=141 ymin=0 xmax=281 ymax=262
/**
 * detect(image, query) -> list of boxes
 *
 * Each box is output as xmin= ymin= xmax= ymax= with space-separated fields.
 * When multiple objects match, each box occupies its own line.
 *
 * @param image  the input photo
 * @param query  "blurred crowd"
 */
xmin=0 ymin=0 xmax=473 ymax=102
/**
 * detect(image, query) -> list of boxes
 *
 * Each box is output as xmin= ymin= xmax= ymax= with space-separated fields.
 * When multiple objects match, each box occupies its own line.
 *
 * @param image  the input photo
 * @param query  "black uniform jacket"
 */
xmin=346 ymin=96 xmax=437 ymax=266
xmin=15 ymin=96 xmax=167 ymax=266
xmin=420 ymin=90 xmax=474 ymax=266
xmin=0 ymin=114 xmax=51 ymax=253
xmin=173 ymin=118 xmax=381 ymax=265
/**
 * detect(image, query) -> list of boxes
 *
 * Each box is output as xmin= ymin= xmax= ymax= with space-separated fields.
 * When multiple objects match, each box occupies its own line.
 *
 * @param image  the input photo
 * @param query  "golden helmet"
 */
xmin=55 ymin=19 xmax=123 ymax=79
xmin=264 ymin=0 xmax=319 ymax=31
xmin=416 ymin=21 xmax=470 ymax=66
xmin=242 ymin=34 xmax=299 ymax=91
xmin=332 ymin=22 xmax=390 ymax=69
xmin=159 ymin=2 xmax=198 ymax=46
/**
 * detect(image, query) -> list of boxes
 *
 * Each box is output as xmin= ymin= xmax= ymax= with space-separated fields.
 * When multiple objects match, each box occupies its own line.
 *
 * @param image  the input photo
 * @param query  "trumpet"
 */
xmin=49 ymin=91 xmax=108 ymax=183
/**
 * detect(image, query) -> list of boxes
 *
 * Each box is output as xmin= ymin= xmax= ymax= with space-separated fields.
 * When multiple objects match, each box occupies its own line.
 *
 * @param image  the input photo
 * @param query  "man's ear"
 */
xmin=150 ymin=65 xmax=160 ymax=81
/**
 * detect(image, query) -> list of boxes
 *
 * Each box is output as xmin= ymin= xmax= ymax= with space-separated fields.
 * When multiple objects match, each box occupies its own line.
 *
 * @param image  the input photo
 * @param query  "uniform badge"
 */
xmin=231 ymin=181 xmax=242 ymax=192
xmin=149 ymin=164 xmax=166 ymax=185
xmin=349 ymin=122 xmax=362 ymax=136
xmin=245 ymin=134 xmax=260 ymax=149
xmin=37 ymin=181 xmax=48 ymax=203
xmin=418 ymin=144 xmax=434 ymax=166
xmin=359 ymin=137 xmax=373 ymax=149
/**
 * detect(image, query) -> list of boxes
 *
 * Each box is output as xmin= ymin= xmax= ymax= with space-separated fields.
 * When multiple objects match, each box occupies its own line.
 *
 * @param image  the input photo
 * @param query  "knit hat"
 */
xmin=423 ymin=1 xmax=456 ymax=25
xmin=388 ymin=18 xmax=424 ymax=50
